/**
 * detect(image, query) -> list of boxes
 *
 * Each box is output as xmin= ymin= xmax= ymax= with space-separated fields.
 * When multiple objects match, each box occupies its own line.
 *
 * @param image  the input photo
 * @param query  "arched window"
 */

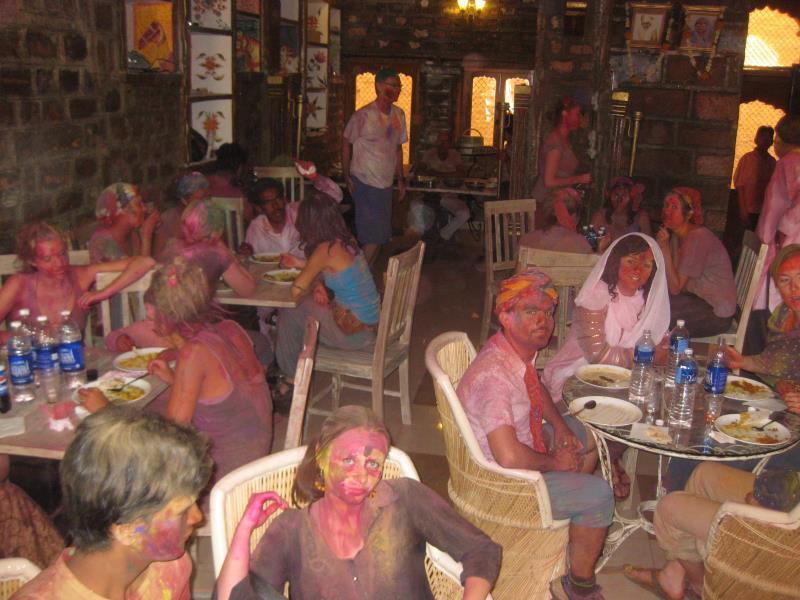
xmin=354 ymin=71 xmax=414 ymax=165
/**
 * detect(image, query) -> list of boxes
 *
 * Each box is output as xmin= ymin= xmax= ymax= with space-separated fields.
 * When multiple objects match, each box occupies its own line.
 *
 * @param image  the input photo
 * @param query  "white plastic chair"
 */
xmin=0 ymin=558 xmax=40 ymax=600
xmin=210 ymin=196 xmax=246 ymax=249
xmin=285 ymin=316 xmax=319 ymax=450
xmin=253 ymin=166 xmax=305 ymax=203
xmin=209 ymin=445 xmax=481 ymax=599
xmin=95 ymin=269 xmax=154 ymax=338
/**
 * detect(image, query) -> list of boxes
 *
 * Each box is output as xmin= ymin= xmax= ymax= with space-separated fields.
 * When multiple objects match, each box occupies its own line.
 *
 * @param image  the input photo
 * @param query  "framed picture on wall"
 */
xmin=279 ymin=22 xmax=299 ymax=74
xmin=190 ymin=32 xmax=233 ymax=95
xmin=628 ymin=2 xmax=671 ymax=49
xmin=680 ymin=5 xmax=725 ymax=52
xmin=235 ymin=14 xmax=261 ymax=71
xmin=128 ymin=1 xmax=175 ymax=72
xmin=307 ymin=2 xmax=329 ymax=44
xmin=238 ymin=0 xmax=260 ymax=14
xmin=190 ymin=0 xmax=232 ymax=30
xmin=330 ymin=8 xmax=341 ymax=32
xmin=191 ymin=98 xmax=233 ymax=158
xmin=306 ymin=90 xmax=327 ymax=130
xmin=281 ymin=0 xmax=299 ymax=21
xmin=306 ymin=45 xmax=328 ymax=89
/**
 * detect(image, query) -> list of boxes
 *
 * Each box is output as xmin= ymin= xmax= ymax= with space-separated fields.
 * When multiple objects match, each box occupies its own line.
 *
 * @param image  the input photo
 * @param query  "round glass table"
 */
xmin=562 ymin=375 xmax=800 ymax=570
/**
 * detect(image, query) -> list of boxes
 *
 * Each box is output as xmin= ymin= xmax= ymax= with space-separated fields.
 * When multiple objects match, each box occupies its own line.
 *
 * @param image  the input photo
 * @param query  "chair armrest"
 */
xmin=704 ymin=500 xmax=800 ymax=557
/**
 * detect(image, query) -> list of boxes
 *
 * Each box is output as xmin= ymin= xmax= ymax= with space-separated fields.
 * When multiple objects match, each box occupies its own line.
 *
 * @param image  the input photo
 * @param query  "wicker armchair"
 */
xmin=209 ymin=445 xmax=482 ymax=599
xmin=424 ymin=331 xmax=570 ymax=599
xmin=0 ymin=558 xmax=40 ymax=600
xmin=702 ymin=498 xmax=800 ymax=599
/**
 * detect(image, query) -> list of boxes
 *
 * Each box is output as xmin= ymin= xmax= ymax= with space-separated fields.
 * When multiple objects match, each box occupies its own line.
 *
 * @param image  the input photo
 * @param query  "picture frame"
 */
xmin=190 ymin=0 xmax=232 ymax=31
xmin=680 ymin=5 xmax=725 ymax=52
xmin=127 ymin=1 xmax=175 ymax=72
xmin=307 ymin=2 xmax=329 ymax=44
xmin=191 ymin=98 xmax=233 ymax=158
xmin=628 ymin=2 xmax=671 ymax=49
xmin=279 ymin=22 xmax=299 ymax=74
xmin=235 ymin=14 xmax=261 ymax=72
xmin=190 ymin=32 xmax=233 ymax=95
xmin=306 ymin=90 xmax=327 ymax=130
xmin=306 ymin=45 xmax=328 ymax=89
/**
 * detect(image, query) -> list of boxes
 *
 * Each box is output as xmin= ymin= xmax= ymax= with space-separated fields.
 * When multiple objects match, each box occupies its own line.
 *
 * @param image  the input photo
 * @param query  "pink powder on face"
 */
xmin=135 ymin=497 xmax=200 ymax=561
xmin=320 ymin=428 xmax=388 ymax=504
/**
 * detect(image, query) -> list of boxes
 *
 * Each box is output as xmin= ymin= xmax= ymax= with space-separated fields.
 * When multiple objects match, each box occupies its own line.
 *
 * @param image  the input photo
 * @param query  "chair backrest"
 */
xmin=284 ymin=317 xmax=319 ymax=450
xmin=484 ymin=199 xmax=536 ymax=277
xmin=703 ymin=498 xmax=800 ymax=598
xmin=253 ymin=166 xmax=305 ymax=203
xmin=516 ymin=247 xmax=599 ymax=355
xmin=210 ymin=196 xmax=246 ymax=250
xmin=95 ymin=269 xmax=154 ymax=338
xmin=730 ymin=229 xmax=768 ymax=353
xmin=374 ymin=241 xmax=425 ymax=361
xmin=423 ymin=331 xmax=558 ymax=528
xmin=0 ymin=557 xmax=40 ymax=600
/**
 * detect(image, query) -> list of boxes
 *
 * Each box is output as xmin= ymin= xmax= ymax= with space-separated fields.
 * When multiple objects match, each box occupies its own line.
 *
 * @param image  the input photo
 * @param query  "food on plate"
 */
xmin=582 ymin=370 xmax=630 ymax=387
xmin=93 ymin=379 xmax=146 ymax=404
xmin=725 ymin=379 xmax=772 ymax=398
xmin=263 ymin=270 xmax=300 ymax=283
xmin=252 ymin=254 xmax=281 ymax=263
xmin=719 ymin=413 xmax=782 ymax=444
xmin=642 ymin=426 xmax=672 ymax=444
xmin=116 ymin=352 xmax=160 ymax=371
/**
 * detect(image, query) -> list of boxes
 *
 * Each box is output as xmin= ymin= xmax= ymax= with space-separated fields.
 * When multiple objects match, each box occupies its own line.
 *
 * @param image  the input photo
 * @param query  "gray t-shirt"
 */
xmin=674 ymin=227 xmax=737 ymax=318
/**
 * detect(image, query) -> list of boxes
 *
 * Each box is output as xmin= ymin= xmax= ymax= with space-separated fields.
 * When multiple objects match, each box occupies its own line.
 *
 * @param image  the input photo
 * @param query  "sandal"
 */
xmin=612 ymin=458 xmax=631 ymax=500
xmin=623 ymin=565 xmax=683 ymax=600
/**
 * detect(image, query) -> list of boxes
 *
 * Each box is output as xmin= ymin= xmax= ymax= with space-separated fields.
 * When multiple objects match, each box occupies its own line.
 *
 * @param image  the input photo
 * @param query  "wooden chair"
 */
xmin=0 ymin=558 xmax=40 ymax=600
xmin=480 ymin=199 xmax=536 ymax=345
xmin=702 ymin=497 xmax=800 ymax=599
xmin=310 ymin=241 xmax=425 ymax=426
xmin=516 ymin=246 xmax=599 ymax=366
xmin=285 ymin=316 xmax=319 ymax=450
xmin=95 ymin=269 xmax=154 ymax=338
xmin=424 ymin=331 xmax=569 ymax=599
xmin=210 ymin=196 xmax=246 ymax=250
xmin=694 ymin=230 xmax=768 ymax=354
xmin=253 ymin=166 xmax=305 ymax=203
xmin=208 ymin=445 xmax=482 ymax=599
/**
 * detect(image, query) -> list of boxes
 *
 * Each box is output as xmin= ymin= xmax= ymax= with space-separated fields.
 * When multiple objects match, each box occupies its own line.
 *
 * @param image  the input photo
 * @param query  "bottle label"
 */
xmin=703 ymin=364 xmax=728 ymax=394
xmin=634 ymin=346 xmax=655 ymax=364
xmin=675 ymin=363 xmax=697 ymax=385
xmin=58 ymin=341 xmax=85 ymax=372
xmin=9 ymin=354 xmax=34 ymax=385
xmin=671 ymin=337 xmax=689 ymax=354
xmin=35 ymin=345 xmax=59 ymax=370
xmin=0 ymin=367 xmax=8 ymax=396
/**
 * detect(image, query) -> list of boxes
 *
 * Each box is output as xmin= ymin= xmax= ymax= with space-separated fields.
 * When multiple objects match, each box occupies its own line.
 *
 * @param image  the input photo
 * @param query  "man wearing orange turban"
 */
xmin=459 ymin=268 xmax=613 ymax=600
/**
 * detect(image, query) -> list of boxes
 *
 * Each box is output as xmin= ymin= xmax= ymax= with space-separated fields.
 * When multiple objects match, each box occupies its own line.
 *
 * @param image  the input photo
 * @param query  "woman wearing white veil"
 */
xmin=542 ymin=232 xmax=670 ymax=497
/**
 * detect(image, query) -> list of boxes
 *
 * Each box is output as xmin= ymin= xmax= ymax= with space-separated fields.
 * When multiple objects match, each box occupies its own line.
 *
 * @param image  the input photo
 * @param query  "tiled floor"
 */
xmin=190 ymin=232 xmax=668 ymax=598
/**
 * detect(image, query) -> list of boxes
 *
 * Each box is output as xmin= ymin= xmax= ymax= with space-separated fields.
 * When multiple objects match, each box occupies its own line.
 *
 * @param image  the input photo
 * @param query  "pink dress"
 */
xmin=187 ymin=320 xmax=272 ymax=488
xmin=8 ymin=269 xmax=88 ymax=331
xmin=756 ymin=150 xmax=800 ymax=310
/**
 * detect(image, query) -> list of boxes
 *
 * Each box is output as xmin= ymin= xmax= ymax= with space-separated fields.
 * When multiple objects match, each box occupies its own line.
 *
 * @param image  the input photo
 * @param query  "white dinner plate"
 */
xmin=569 ymin=396 xmax=643 ymax=427
xmin=262 ymin=269 xmax=301 ymax=285
xmin=112 ymin=347 xmax=166 ymax=373
xmin=250 ymin=253 xmax=281 ymax=264
xmin=575 ymin=365 xmax=632 ymax=390
xmin=714 ymin=413 xmax=791 ymax=446
xmin=74 ymin=377 xmax=152 ymax=405
xmin=723 ymin=375 xmax=776 ymax=402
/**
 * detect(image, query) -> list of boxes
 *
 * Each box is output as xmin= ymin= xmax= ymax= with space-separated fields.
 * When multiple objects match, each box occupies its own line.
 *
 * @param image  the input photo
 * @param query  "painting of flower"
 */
xmin=306 ymin=90 xmax=327 ymax=130
xmin=306 ymin=45 xmax=328 ymax=89
xmin=307 ymin=2 xmax=329 ymax=44
xmin=191 ymin=0 xmax=231 ymax=30
xmin=191 ymin=32 xmax=232 ymax=94
xmin=191 ymin=99 xmax=233 ymax=158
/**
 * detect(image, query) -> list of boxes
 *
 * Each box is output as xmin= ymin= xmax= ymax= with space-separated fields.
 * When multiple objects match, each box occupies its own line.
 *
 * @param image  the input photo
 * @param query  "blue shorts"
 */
xmin=352 ymin=175 xmax=393 ymax=245
xmin=542 ymin=415 xmax=614 ymax=528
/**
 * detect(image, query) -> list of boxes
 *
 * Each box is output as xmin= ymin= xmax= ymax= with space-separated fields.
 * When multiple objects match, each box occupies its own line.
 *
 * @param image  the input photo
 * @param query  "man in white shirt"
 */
xmin=343 ymin=67 xmax=408 ymax=265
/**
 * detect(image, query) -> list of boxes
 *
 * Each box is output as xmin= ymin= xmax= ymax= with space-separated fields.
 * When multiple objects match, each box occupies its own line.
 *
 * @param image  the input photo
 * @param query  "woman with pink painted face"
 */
xmin=590 ymin=176 xmax=652 ymax=241
xmin=656 ymin=187 xmax=736 ymax=338
xmin=14 ymin=407 xmax=212 ymax=599
xmin=216 ymin=406 xmax=501 ymax=600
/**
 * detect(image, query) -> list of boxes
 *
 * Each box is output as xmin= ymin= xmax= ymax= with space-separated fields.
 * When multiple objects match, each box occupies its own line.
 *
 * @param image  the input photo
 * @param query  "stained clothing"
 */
xmin=532 ymin=131 xmax=579 ymax=216
xmin=8 ymin=268 xmax=89 ymax=332
xmin=0 ymin=481 xmax=63 ymax=569
xmin=344 ymin=101 xmax=407 ymax=190
xmin=228 ymin=478 xmax=501 ymax=600
xmin=745 ymin=303 xmax=800 ymax=387
xmin=323 ymin=253 xmax=380 ymax=326
xmin=88 ymin=229 xmax=140 ymax=263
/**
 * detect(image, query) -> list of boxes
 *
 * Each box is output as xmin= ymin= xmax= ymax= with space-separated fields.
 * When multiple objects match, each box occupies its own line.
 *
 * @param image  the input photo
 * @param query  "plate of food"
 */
xmin=250 ymin=253 xmax=281 ymax=264
xmin=714 ymin=412 xmax=791 ymax=446
xmin=75 ymin=377 xmax=152 ymax=405
xmin=575 ymin=365 xmax=632 ymax=390
xmin=216 ymin=280 xmax=233 ymax=294
xmin=723 ymin=376 xmax=776 ymax=402
xmin=113 ymin=348 xmax=166 ymax=373
xmin=569 ymin=396 xmax=642 ymax=427
xmin=262 ymin=269 xmax=301 ymax=285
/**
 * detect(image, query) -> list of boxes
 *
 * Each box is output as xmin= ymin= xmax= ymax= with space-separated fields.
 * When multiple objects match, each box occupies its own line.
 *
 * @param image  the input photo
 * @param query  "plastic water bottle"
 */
xmin=669 ymin=348 xmax=698 ymax=428
xmin=57 ymin=310 xmax=86 ymax=390
xmin=17 ymin=308 xmax=36 ymax=374
xmin=666 ymin=319 xmax=690 ymax=387
xmin=34 ymin=315 xmax=61 ymax=403
xmin=703 ymin=349 xmax=728 ymax=425
xmin=628 ymin=329 xmax=655 ymax=407
xmin=7 ymin=321 xmax=35 ymax=403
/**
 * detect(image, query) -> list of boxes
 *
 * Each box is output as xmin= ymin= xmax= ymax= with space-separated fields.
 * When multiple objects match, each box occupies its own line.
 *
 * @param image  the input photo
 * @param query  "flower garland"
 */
xmin=682 ymin=12 xmax=724 ymax=81
xmin=624 ymin=2 xmax=673 ymax=85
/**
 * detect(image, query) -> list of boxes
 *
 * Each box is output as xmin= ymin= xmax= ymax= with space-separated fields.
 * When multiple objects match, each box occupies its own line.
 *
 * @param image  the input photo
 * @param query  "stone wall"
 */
xmin=0 ymin=1 xmax=185 ymax=251
xmin=609 ymin=0 xmax=749 ymax=231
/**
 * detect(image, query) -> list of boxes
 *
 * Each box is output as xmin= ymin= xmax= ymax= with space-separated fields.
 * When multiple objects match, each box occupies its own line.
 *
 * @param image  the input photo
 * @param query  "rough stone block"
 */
xmin=63 ymin=32 xmax=88 ymax=61
xmin=696 ymin=154 xmax=733 ymax=177
xmin=629 ymin=89 xmax=689 ymax=119
xmin=694 ymin=93 xmax=739 ymax=122
xmin=43 ymin=99 xmax=65 ymax=121
xmin=69 ymin=98 xmax=96 ymax=119
xmin=60 ymin=69 xmax=80 ymax=93
xmin=0 ymin=101 xmax=14 ymax=127
xmin=550 ymin=60 xmax=574 ymax=74
xmin=75 ymin=157 xmax=97 ymax=179
xmin=35 ymin=69 xmax=54 ymax=94
xmin=1 ymin=69 xmax=32 ymax=96
xmin=666 ymin=55 xmax=726 ymax=87
xmin=635 ymin=148 xmax=691 ymax=176
xmin=20 ymin=101 xmax=40 ymax=124
xmin=0 ymin=31 xmax=20 ymax=59
xmin=41 ymin=165 xmax=70 ymax=190
xmin=95 ymin=3 xmax=113 ymax=30
xmin=54 ymin=189 xmax=85 ymax=213
xmin=26 ymin=31 xmax=57 ymax=59
xmin=55 ymin=124 xmax=83 ymax=150
xmin=639 ymin=120 xmax=673 ymax=146
xmin=678 ymin=123 xmax=734 ymax=149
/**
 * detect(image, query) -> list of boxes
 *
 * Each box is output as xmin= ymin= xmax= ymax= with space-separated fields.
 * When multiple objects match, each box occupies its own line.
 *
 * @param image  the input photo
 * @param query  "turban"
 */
xmin=95 ymin=182 xmax=138 ymax=221
xmin=671 ymin=186 xmax=703 ymax=225
xmin=176 ymin=171 xmax=210 ymax=201
xmin=494 ymin=268 xmax=558 ymax=317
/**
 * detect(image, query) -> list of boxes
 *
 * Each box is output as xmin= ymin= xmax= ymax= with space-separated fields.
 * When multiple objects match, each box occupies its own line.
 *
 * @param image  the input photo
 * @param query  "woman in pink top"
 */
xmin=81 ymin=258 xmax=272 ymax=503
xmin=657 ymin=187 xmax=736 ymax=337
